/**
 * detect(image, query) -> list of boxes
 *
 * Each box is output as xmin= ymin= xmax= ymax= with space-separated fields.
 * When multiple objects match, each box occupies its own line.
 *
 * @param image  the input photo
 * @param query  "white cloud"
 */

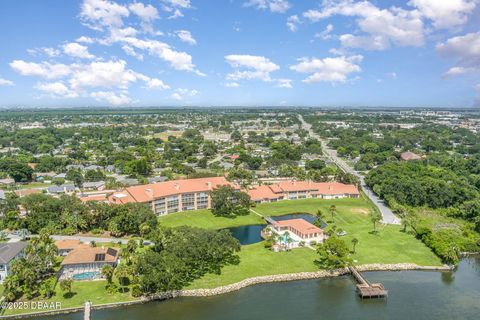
xmin=160 ymin=0 xmax=192 ymax=19
xmin=171 ymin=88 xmax=198 ymax=100
xmin=10 ymin=60 xmax=72 ymax=79
xmin=315 ymin=24 xmax=334 ymax=40
xmin=91 ymin=91 xmax=131 ymax=105
xmin=121 ymin=45 xmax=144 ymax=60
xmin=76 ymin=36 xmax=95 ymax=44
xmin=437 ymin=32 xmax=480 ymax=77
xmin=35 ymin=81 xmax=78 ymax=98
xmin=0 ymin=78 xmax=14 ymax=86
xmin=286 ymin=15 xmax=301 ymax=32
xmin=290 ymin=55 xmax=363 ymax=83
xmin=276 ymin=78 xmax=293 ymax=88
xmin=128 ymin=2 xmax=159 ymax=32
xmin=225 ymin=82 xmax=240 ymax=88
xmin=225 ymin=54 xmax=280 ymax=81
xmin=387 ymin=72 xmax=397 ymax=79
xmin=63 ymin=42 xmax=95 ymax=59
xmin=244 ymin=0 xmax=291 ymax=13
xmin=144 ymin=78 xmax=170 ymax=90
xmin=80 ymin=0 xmax=129 ymax=30
xmin=176 ymin=30 xmax=197 ymax=45
xmin=27 ymin=47 xmax=61 ymax=58
xmin=408 ymin=0 xmax=477 ymax=29
xmin=68 ymin=60 xmax=138 ymax=91
xmin=303 ymin=0 xmax=424 ymax=50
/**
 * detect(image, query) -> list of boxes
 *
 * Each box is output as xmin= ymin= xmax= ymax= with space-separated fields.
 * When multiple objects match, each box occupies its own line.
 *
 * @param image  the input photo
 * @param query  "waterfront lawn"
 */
xmin=158 ymin=209 xmax=265 ymax=229
xmin=254 ymin=198 xmax=442 ymax=266
xmin=188 ymin=242 xmax=318 ymax=289
xmin=3 ymin=280 xmax=137 ymax=316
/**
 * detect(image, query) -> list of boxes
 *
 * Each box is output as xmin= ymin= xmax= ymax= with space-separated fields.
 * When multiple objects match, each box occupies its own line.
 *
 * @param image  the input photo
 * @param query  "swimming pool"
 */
xmin=72 ymin=271 xmax=100 ymax=280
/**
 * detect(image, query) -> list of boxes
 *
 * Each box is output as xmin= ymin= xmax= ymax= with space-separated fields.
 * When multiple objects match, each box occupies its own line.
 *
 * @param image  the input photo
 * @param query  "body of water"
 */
xmin=227 ymin=213 xmax=324 ymax=245
xmin=33 ymin=256 xmax=480 ymax=320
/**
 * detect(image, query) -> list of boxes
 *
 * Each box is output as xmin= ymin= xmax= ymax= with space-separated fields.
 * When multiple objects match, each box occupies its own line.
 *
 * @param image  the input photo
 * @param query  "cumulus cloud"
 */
xmin=225 ymin=82 xmax=240 ymax=88
xmin=225 ymin=54 xmax=280 ymax=81
xmin=160 ymin=0 xmax=192 ymax=19
xmin=290 ymin=55 xmax=363 ymax=83
xmin=437 ymin=32 xmax=480 ymax=77
xmin=121 ymin=45 xmax=144 ymax=60
xmin=91 ymin=91 xmax=131 ymax=105
xmin=286 ymin=15 xmax=301 ymax=32
xmin=276 ymin=78 xmax=293 ymax=88
xmin=80 ymin=0 xmax=130 ymax=30
xmin=35 ymin=81 xmax=78 ymax=98
xmin=63 ymin=42 xmax=95 ymax=59
xmin=128 ymin=2 xmax=159 ymax=32
xmin=10 ymin=60 xmax=72 ymax=79
xmin=315 ymin=24 xmax=334 ymax=40
xmin=144 ymin=78 xmax=170 ymax=90
xmin=408 ymin=0 xmax=477 ymax=29
xmin=171 ymin=88 xmax=198 ymax=100
xmin=176 ymin=30 xmax=197 ymax=45
xmin=0 ymin=78 xmax=14 ymax=86
xmin=27 ymin=47 xmax=61 ymax=58
xmin=303 ymin=0 xmax=425 ymax=50
xmin=244 ymin=0 xmax=291 ymax=13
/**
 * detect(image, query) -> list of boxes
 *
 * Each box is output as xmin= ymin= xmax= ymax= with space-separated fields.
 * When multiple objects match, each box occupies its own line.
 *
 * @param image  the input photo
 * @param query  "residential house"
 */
xmin=82 ymin=181 xmax=106 ymax=191
xmin=0 ymin=242 xmax=28 ymax=283
xmin=47 ymin=184 xmax=76 ymax=195
xmin=400 ymin=151 xmax=422 ymax=161
xmin=0 ymin=178 xmax=15 ymax=186
xmin=59 ymin=246 xmax=119 ymax=280
xmin=55 ymin=239 xmax=89 ymax=256
xmin=264 ymin=219 xmax=326 ymax=249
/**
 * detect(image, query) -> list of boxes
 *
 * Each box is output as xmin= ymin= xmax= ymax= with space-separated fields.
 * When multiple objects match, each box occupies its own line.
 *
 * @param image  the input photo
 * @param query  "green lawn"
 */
xmin=253 ymin=198 xmax=442 ymax=266
xmin=158 ymin=209 xmax=265 ymax=229
xmin=2 ymin=280 xmax=137 ymax=316
xmin=188 ymin=242 xmax=318 ymax=289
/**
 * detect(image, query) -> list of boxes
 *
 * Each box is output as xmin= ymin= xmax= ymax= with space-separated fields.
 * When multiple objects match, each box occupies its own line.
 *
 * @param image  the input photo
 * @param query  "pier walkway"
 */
xmin=349 ymin=266 xmax=388 ymax=299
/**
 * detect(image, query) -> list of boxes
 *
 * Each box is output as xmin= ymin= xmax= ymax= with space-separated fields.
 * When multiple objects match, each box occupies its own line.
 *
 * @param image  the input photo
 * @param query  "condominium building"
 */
xmin=247 ymin=180 xmax=360 ymax=204
xmin=108 ymin=177 xmax=235 ymax=215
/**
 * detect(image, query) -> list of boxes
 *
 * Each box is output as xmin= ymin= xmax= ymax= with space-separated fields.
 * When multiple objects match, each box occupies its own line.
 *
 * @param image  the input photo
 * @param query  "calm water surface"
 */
xmin=34 ymin=256 xmax=480 ymax=320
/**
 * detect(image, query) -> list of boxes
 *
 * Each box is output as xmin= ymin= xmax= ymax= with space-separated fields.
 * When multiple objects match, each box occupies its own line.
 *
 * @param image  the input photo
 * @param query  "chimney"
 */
xmin=206 ymin=182 xmax=212 ymax=190
xmin=174 ymin=183 xmax=180 ymax=191
xmin=145 ymin=188 xmax=153 ymax=198
xmin=329 ymin=185 xmax=332 ymax=190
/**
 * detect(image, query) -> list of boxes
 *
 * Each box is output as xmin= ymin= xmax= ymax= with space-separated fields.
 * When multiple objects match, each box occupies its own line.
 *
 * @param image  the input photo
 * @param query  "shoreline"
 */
xmin=1 ymin=263 xmax=451 ymax=319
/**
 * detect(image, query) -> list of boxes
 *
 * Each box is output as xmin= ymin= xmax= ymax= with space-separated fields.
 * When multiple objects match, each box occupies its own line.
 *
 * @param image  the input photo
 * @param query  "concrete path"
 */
xmin=298 ymin=115 xmax=400 ymax=225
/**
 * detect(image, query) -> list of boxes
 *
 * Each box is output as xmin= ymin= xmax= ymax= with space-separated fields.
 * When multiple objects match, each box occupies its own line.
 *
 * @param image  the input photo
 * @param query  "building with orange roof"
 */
xmin=264 ymin=218 xmax=326 ymax=249
xmin=59 ymin=246 xmax=119 ymax=280
xmin=55 ymin=239 xmax=89 ymax=256
xmin=108 ymin=176 xmax=235 ymax=215
xmin=248 ymin=180 xmax=359 ymax=204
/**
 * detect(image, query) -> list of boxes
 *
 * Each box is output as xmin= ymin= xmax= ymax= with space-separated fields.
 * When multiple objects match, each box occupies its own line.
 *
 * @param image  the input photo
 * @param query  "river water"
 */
xmin=34 ymin=256 xmax=479 ymax=320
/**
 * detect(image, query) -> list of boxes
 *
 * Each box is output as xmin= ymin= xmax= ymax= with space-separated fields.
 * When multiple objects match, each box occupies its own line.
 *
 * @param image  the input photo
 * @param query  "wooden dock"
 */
xmin=348 ymin=266 xmax=388 ymax=299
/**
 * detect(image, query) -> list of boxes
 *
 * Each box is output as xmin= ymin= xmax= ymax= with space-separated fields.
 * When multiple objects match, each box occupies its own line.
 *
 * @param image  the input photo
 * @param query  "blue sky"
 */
xmin=0 ymin=0 xmax=479 ymax=107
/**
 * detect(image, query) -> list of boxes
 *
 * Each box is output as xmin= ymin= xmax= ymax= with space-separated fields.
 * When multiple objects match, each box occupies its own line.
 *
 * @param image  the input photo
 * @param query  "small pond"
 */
xmin=227 ymin=212 xmax=325 ymax=245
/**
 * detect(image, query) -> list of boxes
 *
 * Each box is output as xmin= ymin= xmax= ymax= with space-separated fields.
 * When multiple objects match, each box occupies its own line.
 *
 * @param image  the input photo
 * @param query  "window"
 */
xmin=0 ymin=264 xmax=5 ymax=271
xmin=182 ymin=193 xmax=195 ymax=210
xmin=167 ymin=196 xmax=179 ymax=213
xmin=154 ymin=197 xmax=166 ymax=215
xmin=196 ymin=192 xmax=209 ymax=209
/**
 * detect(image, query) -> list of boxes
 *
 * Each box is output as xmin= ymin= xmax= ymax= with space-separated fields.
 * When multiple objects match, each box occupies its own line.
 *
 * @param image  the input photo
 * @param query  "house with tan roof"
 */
xmin=108 ymin=176 xmax=235 ymax=215
xmin=263 ymin=218 xmax=326 ymax=250
xmin=55 ymin=239 xmax=89 ymax=256
xmin=248 ymin=180 xmax=359 ymax=204
xmin=59 ymin=246 xmax=119 ymax=280
xmin=400 ymin=151 xmax=422 ymax=161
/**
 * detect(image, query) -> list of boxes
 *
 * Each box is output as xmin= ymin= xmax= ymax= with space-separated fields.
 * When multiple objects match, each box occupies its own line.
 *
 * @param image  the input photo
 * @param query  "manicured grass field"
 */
xmin=253 ymin=198 xmax=442 ymax=266
xmin=2 ymin=280 xmax=137 ymax=316
xmin=158 ymin=209 xmax=265 ymax=229
xmin=188 ymin=242 xmax=318 ymax=289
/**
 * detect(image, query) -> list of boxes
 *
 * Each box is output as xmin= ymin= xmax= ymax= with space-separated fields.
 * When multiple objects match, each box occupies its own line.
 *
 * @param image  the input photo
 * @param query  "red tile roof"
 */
xmin=110 ymin=177 xmax=234 ymax=203
xmin=61 ymin=246 xmax=119 ymax=265
xmin=274 ymin=219 xmax=323 ymax=236
xmin=400 ymin=151 xmax=421 ymax=161
xmin=248 ymin=185 xmax=282 ymax=201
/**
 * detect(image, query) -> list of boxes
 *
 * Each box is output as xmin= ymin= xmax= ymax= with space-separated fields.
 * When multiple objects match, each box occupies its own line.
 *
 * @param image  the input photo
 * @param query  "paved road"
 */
xmin=51 ymin=235 xmax=130 ymax=244
xmin=298 ymin=115 xmax=400 ymax=225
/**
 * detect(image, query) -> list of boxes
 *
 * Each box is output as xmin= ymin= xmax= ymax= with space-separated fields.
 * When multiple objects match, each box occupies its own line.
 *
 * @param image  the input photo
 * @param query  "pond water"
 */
xmin=32 ymin=256 xmax=480 ymax=320
xmin=226 ymin=213 xmax=322 ymax=245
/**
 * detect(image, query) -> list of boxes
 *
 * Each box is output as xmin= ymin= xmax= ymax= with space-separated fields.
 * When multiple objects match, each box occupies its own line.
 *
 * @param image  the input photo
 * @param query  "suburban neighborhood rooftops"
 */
xmin=0 ymin=242 xmax=28 ymax=264
xmin=247 ymin=181 xmax=359 ymax=199
xmin=55 ymin=239 xmax=89 ymax=251
xmin=83 ymin=181 xmax=105 ymax=188
xmin=61 ymin=246 xmax=119 ymax=265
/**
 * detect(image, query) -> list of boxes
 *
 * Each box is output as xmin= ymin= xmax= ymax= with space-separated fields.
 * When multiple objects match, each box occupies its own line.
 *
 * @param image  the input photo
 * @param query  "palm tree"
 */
xmin=315 ymin=209 xmax=325 ymax=227
xmin=351 ymin=238 xmax=359 ymax=254
xmin=114 ymin=264 xmax=130 ymax=293
xmin=328 ymin=205 xmax=337 ymax=222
